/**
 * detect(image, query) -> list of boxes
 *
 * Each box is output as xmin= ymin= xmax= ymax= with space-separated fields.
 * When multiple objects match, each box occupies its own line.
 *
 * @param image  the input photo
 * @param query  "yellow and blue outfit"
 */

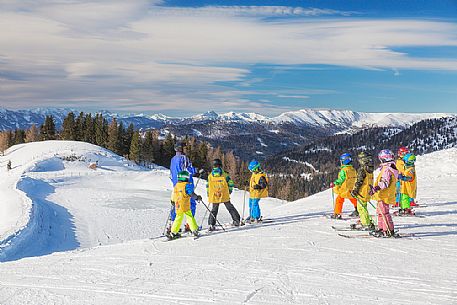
xmin=249 ymin=171 xmax=269 ymax=220
xmin=170 ymin=181 xmax=199 ymax=234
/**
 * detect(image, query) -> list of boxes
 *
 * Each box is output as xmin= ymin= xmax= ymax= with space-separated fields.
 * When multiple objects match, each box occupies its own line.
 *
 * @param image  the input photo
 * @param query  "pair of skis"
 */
xmin=332 ymin=225 xmax=417 ymax=239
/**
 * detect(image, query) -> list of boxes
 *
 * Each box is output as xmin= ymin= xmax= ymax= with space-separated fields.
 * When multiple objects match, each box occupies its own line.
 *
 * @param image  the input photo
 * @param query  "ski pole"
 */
xmin=331 ymin=189 xmax=335 ymax=213
xmin=241 ymin=186 xmax=247 ymax=222
xmin=162 ymin=204 xmax=174 ymax=236
xmin=199 ymin=199 xmax=226 ymax=232
xmin=199 ymin=203 xmax=209 ymax=230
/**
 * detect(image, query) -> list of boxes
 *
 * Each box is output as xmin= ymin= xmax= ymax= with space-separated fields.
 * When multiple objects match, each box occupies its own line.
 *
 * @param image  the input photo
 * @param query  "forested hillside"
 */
xmin=267 ymin=116 xmax=457 ymax=200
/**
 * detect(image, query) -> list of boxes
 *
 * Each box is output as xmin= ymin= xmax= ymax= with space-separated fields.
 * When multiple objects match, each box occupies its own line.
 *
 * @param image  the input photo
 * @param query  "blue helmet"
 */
xmin=339 ymin=153 xmax=352 ymax=165
xmin=211 ymin=167 xmax=223 ymax=176
xmin=248 ymin=160 xmax=261 ymax=172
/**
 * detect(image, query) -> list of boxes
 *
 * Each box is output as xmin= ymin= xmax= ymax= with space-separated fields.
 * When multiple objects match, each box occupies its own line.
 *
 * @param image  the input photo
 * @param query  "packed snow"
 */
xmin=0 ymin=141 xmax=456 ymax=304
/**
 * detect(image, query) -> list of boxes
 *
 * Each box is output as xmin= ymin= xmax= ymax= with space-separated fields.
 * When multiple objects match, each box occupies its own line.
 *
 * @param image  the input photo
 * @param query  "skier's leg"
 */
xmin=379 ymin=201 xmax=394 ymax=234
xmin=224 ymin=201 xmax=241 ymax=225
xmin=251 ymin=198 xmax=261 ymax=219
xmin=185 ymin=210 xmax=199 ymax=232
xmin=171 ymin=212 xmax=184 ymax=234
xmin=249 ymin=198 xmax=254 ymax=219
xmin=349 ymin=198 xmax=357 ymax=209
xmin=334 ymin=196 xmax=344 ymax=215
xmin=170 ymin=205 xmax=177 ymax=221
xmin=190 ymin=198 xmax=197 ymax=217
xmin=357 ymin=201 xmax=371 ymax=226
xmin=208 ymin=203 xmax=220 ymax=226
xmin=400 ymin=194 xmax=411 ymax=210
xmin=376 ymin=202 xmax=385 ymax=232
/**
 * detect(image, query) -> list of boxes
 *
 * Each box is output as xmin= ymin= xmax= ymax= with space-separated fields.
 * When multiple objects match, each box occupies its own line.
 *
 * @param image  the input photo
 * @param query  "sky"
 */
xmin=0 ymin=0 xmax=456 ymax=116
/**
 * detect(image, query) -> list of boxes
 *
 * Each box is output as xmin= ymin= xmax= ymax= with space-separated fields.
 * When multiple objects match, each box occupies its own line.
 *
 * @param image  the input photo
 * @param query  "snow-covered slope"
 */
xmin=0 ymin=143 xmax=456 ymax=304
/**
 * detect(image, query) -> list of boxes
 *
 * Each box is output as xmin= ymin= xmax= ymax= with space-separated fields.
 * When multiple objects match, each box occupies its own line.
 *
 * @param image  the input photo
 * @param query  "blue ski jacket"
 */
xmin=170 ymin=152 xmax=197 ymax=187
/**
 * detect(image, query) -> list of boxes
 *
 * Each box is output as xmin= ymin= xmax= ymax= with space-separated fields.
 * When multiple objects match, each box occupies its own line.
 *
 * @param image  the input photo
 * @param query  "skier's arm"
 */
xmin=377 ymin=169 xmax=393 ymax=190
xmin=334 ymin=169 xmax=346 ymax=186
xmin=186 ymin=183 xmax=202 ymax=201
xmin=225 ymin=173 xmax=235 ymax=193
xmin=399 ymin=169 xmax=415 ymax=182
xmin=256 ymin=176 xmax=268 ymax=189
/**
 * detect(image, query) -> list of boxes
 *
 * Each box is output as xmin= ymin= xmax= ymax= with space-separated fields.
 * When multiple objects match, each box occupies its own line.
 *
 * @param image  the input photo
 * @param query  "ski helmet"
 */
xmin=397 ymin=146 xmax=410 ymax=158
xmin=403 ymin=153 xmax=416 ymax=166
xmin=212 ymin=158 xmax=223 ymax=168
xmin=174 ymin=142 xmax=185 ymax=152
xmin=339 ymin=153 xmax=352 ymax=165
xmin=177 ymin=170 xmax=190 ymax=182
xmin=378 ymin=149 xmax=394 ymax=163
xmin=248 ymin=160 xmax=261 ymax=172
xmin=357 ymin=151 xmax=373 ymax=165
xmin=211 ymin=167 xmax=223 ymax=176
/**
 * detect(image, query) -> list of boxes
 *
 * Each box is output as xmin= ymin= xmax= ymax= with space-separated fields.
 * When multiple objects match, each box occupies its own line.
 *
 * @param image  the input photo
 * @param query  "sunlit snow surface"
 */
xmin=0 ymin=141 xmax=456 ymax=304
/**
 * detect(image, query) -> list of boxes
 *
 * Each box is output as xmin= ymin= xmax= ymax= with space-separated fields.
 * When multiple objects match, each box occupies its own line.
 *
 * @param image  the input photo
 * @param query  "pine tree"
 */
xmin=0 ymin=132 xmax=9 ymax=155
xmin=129 ymin=130 xmax=141 ymax=164
xmin=142 ymin=130 xmax=155 ymax=164
xmin=107 ymin=118 xmax=120 ymax=154
xmin=25 ymin=124 xmax=39 ymax=143
xmin=61 ymin=112 xmax=76 ymax=140
xmin=162 ymin=133 xmax=176 ymax=165
xmin=14 ymin=129 xmax=25 ymax=144
xmin=84 ymin=113 xmax=95 ymax=143
xmin=75 ymin=112 xmax=85 ymax=141
xmin=95 ymin=114 xmax=107 ymax=147
xmin=40 ymin=115 xmax=56 ymax=141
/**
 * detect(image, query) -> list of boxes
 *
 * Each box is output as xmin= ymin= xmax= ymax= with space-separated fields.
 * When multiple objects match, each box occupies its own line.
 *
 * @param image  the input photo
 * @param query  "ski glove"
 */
xmin=196 ymin=195 xmax=202 ymax=202
xmin=253 ymin=184 xmax=262 ymax=190
xmin=369 ymin=185 xmax=381 ymax=196
xmin=329 ymin=182 xmax=335 ymax=188
xmin=350 ymin=190 xmax=360 ymax=199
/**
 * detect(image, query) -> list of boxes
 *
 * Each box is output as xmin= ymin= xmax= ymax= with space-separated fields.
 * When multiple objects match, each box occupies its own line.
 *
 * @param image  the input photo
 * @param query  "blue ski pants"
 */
xmin=249 ymin=198 xmax=261 ymax=220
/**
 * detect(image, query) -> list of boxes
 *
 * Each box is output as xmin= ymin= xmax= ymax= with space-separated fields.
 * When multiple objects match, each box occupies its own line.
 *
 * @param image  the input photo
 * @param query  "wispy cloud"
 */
xmin=0 ymin=1 xmax=456 ymax=114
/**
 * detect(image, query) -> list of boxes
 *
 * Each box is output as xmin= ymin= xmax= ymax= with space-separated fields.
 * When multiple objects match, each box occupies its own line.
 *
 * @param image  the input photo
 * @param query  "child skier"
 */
xmin=248 ymin=160 xmax=268 ymax=223
xmin=350 ymin=151 xmax=375 ymax=230
xmin=369 ymin=149 xmax=399 ymax=237
xmin=167 ymin=171 xmax=202 ymax=240
xmin=395 ymin=146 xmax=410 ymax=207
xmin=397 ymin=153 xmax=417 ymax=216
xmin=207 ymin=159 xmax=241 ymax=230
xmin=330 ymin=153 xmax=358 ymax=219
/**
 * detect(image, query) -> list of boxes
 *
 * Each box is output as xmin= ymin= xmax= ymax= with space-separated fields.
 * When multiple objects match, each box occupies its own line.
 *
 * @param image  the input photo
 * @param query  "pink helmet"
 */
xmin=378 ymin=149 xmax=394 ymax=163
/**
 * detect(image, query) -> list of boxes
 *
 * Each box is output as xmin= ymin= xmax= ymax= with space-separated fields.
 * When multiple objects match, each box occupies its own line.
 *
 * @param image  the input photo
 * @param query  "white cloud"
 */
xmin=0 ymin=1 xmax=456 ymax=113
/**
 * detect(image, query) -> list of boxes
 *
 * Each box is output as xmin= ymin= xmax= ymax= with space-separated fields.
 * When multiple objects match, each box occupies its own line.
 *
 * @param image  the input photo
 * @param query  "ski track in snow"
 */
xmin=0 ymin=142 xmax=456 ymax=304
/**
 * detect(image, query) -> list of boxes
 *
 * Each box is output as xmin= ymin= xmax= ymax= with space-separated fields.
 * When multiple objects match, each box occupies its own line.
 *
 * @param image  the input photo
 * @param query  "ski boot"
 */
xmin=184 ymin=223 xmax=191 ymax=233
xmin=330 ymin=213 xmax=342 ymax=220
xmin=369 ymin=230 xmax=386 ymax=238
xmin=166 ymin=232 xmax=181 ymax=240
xmin=192 ymin=230 xmax=200 ymax=238
xmin=208 ymin=225 xmax=216 ymax=232
xmin=232 ymin=221 xmax=241 ymax=227
xmin=405 ymin=208 xmax=415 ymax=216
xmin=368 ymin=223 xmax=376 ymax=232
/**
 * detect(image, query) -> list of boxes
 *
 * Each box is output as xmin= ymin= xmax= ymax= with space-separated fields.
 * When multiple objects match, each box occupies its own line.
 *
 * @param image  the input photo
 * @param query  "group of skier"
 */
xmin=166 ymin=142 xmax=269 ymax=240
xmin=165 ymin=140 xmax=417 ymax=240
xmin=330 ymin=146 xmax=417 ymax=238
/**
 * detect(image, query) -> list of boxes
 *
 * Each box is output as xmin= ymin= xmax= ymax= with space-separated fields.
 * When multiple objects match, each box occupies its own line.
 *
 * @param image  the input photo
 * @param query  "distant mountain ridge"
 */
xmin=0 ymin=107 xmax=452 ymax=131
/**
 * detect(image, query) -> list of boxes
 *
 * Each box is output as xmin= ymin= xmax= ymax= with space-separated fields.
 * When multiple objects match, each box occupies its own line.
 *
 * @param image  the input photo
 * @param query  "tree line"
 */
xmin=0 ymin=112 xmax=253 ymax=189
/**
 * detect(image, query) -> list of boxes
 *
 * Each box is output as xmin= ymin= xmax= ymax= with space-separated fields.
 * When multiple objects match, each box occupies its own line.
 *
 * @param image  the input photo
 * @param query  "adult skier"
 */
xmin=369 ymin=149 xmax=399 ymax=237
xmin=350 ymin=151 xmax=375 ymax=230
xmin=247 ymin=160 xmax=268 ymax=223
xmin=330 ymin=153 xmax=358 ymax=219
xmin=167 ymin=171 xmax=202 ymax=240
xmin=397 ymin=153 xmax=417 ymax=216
xmin=207 ymin=159 xmax=241 ymax=231
xmin=168 ymin=142 xmax=198 ymax=233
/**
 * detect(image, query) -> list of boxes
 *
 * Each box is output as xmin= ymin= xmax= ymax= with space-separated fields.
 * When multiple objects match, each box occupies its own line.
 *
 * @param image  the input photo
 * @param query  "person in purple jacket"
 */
xmin=168 ymin=142 xmax=199 ymax=232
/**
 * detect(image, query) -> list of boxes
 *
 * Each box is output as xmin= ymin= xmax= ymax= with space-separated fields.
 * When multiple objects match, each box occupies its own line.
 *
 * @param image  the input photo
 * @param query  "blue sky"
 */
xmin=0 ymin=0 xmax=456 ymax=116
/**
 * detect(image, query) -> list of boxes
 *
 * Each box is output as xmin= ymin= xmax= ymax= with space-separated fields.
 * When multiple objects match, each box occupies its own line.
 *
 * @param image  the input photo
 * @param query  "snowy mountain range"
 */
xmin=0 ymin=107 xmax=453 ymax=131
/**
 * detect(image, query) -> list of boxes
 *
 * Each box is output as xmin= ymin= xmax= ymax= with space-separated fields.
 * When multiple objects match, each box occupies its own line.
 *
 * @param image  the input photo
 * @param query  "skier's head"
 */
xmin=174 ymin=142 xmax=185 ymax=153
xmin=357 ymin=151 xmax=373 ymax=165
xmin=248 ymin=160 xmax=261 ymax=172
xmin=211 ymin=167 xmax=223 ymax=177
xmin=378 ymin=149 xmax=394 ymax=163
xmin=397 ymin=146 xmax=410 ymax=159
xmin=339 ymin=153 xmax=352 ymax=165
xmin=403 ymin=153 xmax=416 ymax=166
xmin=212 ymin=158 xmax=223 ymax=168
xmin=177 ymin=170 xmax=190 ymax=182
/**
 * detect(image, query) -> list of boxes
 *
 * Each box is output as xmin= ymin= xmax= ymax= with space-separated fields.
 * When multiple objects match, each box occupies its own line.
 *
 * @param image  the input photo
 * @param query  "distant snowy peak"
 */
xmin=270 ymin=109 xmax=453 ymax=129
xmin=188 ymin=111 xmax=268 ymax=123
